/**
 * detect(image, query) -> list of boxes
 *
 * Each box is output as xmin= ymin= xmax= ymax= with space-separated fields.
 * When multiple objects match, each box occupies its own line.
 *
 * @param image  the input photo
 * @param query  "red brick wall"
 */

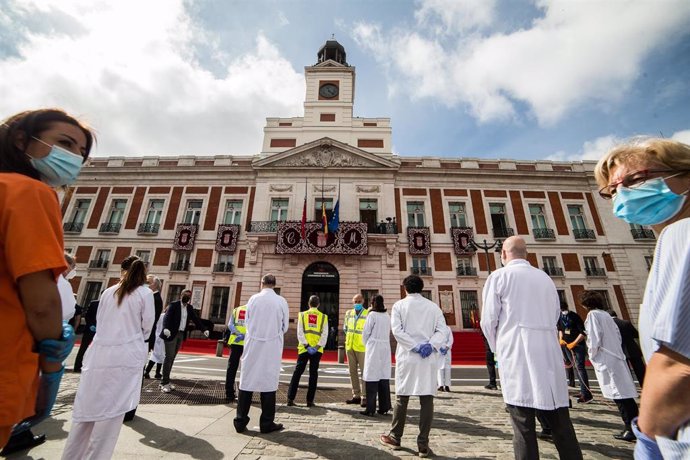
xmin=245 ymin=187 xmax=256 ymax=232
xmin=562 ymin=253 xmax=581 ymax=271
xmin=164 ymin=187 xmax=184 ymax=230
xmin=270 ymin=139 xmax=296 ymax=148
xmin=433 ymin=252 xmax=452 ymax=271
xmin=398 ymin=252 xmax=407 ymax=271
xmin=113 ymin=247 xmax=132 ymax=265
xmin=237 ymin=250 xmax=246 ymax=269
xmin=87 ymin=187 xmax=110 ymax=229
xmin=430 ymin=189 xmax=445 ymax=234
xmin=75 ymin=246 xmax=92 ymax=263
xmin=357 ymin=139 xmax=384 ymax=148
xmin=194 ymin=249 xmax=213 ymax=267
xmin=548 ymin=192 xmax=569 ymax=235
xmin=204 ymin=187 xmax=222 ymax=231
xmin=613 ymin=285 xmax=631 ymax=321
xmin=470 ymin=190 xmax=487 ymax=234
xmin=125 ymin=187 xmax=146 ymax=229
xmin=509 ymin=190 xmax=529 ymax=235
xmin=153 ymin=248 xmax=172 ymax=266
xmin=585 ymin=192 xmax=605 ymax=236
xmin=234 ymin=282 xmax=243 ymax=308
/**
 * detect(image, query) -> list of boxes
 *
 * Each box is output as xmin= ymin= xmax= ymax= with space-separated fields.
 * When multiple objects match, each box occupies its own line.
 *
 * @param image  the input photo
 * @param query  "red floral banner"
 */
xmin=408 ymin=227 xmax=431 ymax=255
xmin=216 ymin=224 xmax=240 ymax=253
xmin=452 ymin=227 xmax=475 ymax=255
xmin=275 ymin=221 xmax=367 ymax=255
xmin=173 ymin=224 xmax=197 ymax=251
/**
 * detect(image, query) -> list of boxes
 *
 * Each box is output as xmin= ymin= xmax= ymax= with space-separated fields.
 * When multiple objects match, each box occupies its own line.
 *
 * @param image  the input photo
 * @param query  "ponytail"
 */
xmin=115 ymin=259 xmax=147 ymax=305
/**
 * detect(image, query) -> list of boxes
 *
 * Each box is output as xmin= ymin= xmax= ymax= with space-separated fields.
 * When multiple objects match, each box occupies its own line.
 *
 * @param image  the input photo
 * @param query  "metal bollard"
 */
xmin=338 ymin=345 xmax=345 ymax=364
xmin=215 ymin=339 xmax=224 ymax=357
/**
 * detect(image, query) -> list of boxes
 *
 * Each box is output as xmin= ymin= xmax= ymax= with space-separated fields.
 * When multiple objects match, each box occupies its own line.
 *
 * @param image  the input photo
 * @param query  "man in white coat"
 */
xmin=481 ymin=236 xmax=582 ymax=460
xmin=234 ymin=274 xmax=289 ymax=434
xmin=380 ymin=275 xmax=447 ymax=458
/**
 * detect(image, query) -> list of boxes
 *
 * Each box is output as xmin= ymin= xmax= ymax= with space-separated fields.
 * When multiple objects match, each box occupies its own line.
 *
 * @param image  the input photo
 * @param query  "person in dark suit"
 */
xmin=73 ymin=299 xmax=99 ymax=373
xmin=608 ymin=310 xmax=646 ymax=386
xmin=146 ymin=275 xmax=163 ymax=351
xmin=159 ymin=289 xmax=210 ymax=392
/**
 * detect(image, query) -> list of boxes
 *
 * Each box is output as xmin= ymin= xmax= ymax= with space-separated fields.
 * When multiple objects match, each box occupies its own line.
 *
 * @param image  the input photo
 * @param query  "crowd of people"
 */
xmin=1 ymin=108 xmax=688 ymax=459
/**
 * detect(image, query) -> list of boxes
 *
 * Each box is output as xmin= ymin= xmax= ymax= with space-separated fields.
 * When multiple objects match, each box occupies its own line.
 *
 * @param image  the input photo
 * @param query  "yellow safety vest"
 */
xmin=344 ymin=308 xmax=368 ymax=352
xmin=228 ymin=305 xmax=247 ymax=346
xmin=297 ymin=308 xmax=327 ymax=354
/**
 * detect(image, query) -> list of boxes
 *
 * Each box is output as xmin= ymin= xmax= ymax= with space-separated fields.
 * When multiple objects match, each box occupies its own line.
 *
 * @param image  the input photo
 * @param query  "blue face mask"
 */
xmin=354 ymin=303 xmax=363 ymax=312
xmin=28 ymin=137 xmax=84 ymax=187
xmin=613 ymin=175 xmax=688 ymax=226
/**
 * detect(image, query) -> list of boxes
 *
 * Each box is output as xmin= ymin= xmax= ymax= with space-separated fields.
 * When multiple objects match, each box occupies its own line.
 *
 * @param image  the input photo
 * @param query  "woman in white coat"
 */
xmin=437 ymin=325 xmax=454 ymax=392
xmin=580 ymin=290 xmax=638 ymax=442
xmin=62 ymin=260 xmax=154 ymax=459
xmin=361 ymin=295 xmax=392 ymax=416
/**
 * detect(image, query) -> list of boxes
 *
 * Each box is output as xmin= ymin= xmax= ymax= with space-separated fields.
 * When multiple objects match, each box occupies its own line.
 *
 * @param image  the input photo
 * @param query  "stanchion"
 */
xmin=338 ymin=345 xmax=345 ymax=363
xmin=215 ymin=339 xmax=224 ymax=357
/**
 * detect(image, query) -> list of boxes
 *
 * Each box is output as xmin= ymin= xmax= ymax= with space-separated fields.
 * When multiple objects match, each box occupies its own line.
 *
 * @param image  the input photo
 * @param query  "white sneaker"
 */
xmin=161 ymin=384 xmax=172 ymax=393
xmin=169 ymin=383 xmax=176 ymax=390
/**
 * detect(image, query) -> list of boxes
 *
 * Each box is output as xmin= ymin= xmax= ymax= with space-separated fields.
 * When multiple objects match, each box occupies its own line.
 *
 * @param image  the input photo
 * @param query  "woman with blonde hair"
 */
xmin=62 ymin=259 xmax=154 ymax=459
xmin=595 ymin=137 xmax=690 ymax=458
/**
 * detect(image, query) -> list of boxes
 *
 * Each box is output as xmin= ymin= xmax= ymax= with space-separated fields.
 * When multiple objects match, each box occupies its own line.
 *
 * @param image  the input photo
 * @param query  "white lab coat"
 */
xmin=57 ymin=275 xmax=76 ymax=321
xmin=392 ymin=294 xmax=447 ymax=396
xmin=437 ymin=326 xmax=454 ymax=371
xmin=239 ymin=288 xmax=289 ymax=392
xmin=149 ymin=313 xmax=166 ymax=364
xmin=585 ymin=309 xmax=637 ymax=400
xmin=481 ymin=259 xmax=569 ymax=410
xmin=72 ymin=284 xmax=155 ymax=422
xmin=362 ymin=311 xmax=392 ymax=381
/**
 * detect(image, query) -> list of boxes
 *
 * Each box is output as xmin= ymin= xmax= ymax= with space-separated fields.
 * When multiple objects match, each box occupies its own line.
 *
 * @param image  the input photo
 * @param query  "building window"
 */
xmin=209 ymin=287 xmax=230 ymax=324
xmin=557 ymin=290 xmax=568 ymax=307
xmin=145 ymin=199 xmax=164 ymax=224
xmin=359 ymin=199 xmax=378 ymax=232
xmin=407 ymin=201 xmax=425 ymax=227
xmin=69 ymin=199 xmax=91 ymax=223
xmin=542 ymin=256 xmax=557 ymax=270
xmin=449 ymin=202 xmax=467 ymax=228
xmin=95 ymin=249 xmax=110 ymax=263
xmin=489 ymin=203 xmax=512 ymax=237
xmin=567 ymin=205 xmax=587 ymax=230
xmin=171 ymin=251 xmax=191 ymax=271
xmin=314 ymin=197 xmax=334 ymax=222
xmin=459 ymin=290 xmax=480 ymax=329
xmin=270 ymin=198 xmax=289 ymax=221
xmin=82 ymin=281 xmax=103 ymax=308
xmin=593 ymin=290 xmax=612 ymax=309
xmin=166 ymin=284 xmax=186 ymax=306
xmin=421 ymin=290 xmax=432 ymax=301
xmin=106 ymin=199 xmax=127 ymax=224
xmin=215 ymin=253 xmax=234 ymax=272
xmin=411 ymin=256 xmax=431 ymax=275
xmin=223 ymin=200 xmax=243 ymax=225
xmin=183 ymin=200 xmax=203 ymax=224
xmin=361 ymin=289 xmax=379 ymax=308
xmin=584 ymin=256 xmax=605 ymax=276
xmin=135 ymin=250 xmax=151 ymax=265
xmin=529 ymin=204 xmax=548 ymax=229
xmin=644 ymin=256 xmax=653 ymax=270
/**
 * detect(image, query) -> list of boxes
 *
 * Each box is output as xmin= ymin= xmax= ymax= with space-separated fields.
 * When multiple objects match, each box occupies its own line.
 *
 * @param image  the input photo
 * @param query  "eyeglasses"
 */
xmin=599 ymin=169 xmax=676 ymax=199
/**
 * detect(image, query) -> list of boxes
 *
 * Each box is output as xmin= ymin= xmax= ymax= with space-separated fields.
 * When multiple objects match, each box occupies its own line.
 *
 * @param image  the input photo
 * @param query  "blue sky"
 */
xmin=1 ymin=0 xmax=689 ymax=161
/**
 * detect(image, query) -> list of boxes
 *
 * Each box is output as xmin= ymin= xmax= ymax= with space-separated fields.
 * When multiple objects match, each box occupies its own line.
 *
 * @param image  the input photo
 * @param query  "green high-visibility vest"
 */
xmin=297 ymin=308 xmax=327 ymax=354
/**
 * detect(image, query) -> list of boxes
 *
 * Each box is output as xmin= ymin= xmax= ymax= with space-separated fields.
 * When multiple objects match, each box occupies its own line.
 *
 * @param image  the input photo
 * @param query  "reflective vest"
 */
xmin=344 ymin=308 xmax=368 ymax=352
xmin=297 ymin=308 xmax=327 ymax=354
xmin=228 ymin=305 xmax=247 ymax=346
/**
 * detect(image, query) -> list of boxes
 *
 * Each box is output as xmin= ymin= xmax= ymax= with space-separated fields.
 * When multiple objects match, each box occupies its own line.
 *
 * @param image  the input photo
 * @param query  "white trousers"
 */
xmin=437 ymin=353 xmax=452 ymax=387
xmin=61 ymin=414 xmax=124 ymax=460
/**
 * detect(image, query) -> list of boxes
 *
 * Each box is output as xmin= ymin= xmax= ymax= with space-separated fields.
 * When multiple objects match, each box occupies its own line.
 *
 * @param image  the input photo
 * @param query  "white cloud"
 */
xmin=0 ymin=0 xmax=304 ymax=156
xmin=414 ymin=0 xmax=496 ymax=34
xmin=671 ymin=129 xmax=690 ymax=145
xmin=546 ymin=134 xmax=619 ymax=162
xmin=353 ymin=0 xmax=690 ymax=126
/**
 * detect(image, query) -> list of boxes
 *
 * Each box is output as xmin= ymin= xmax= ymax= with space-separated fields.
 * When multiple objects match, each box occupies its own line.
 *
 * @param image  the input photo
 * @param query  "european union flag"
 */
xmin=328 ymin=198 xmax=340 ymax=233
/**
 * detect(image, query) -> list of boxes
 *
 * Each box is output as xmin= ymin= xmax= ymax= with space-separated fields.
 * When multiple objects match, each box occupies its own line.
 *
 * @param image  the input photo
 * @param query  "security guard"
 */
xmin=344 ymin=294 xmax=369 ymax=406
xmin=287 ymin=296 xmax=328 ymax=407
xmin=225 ymin=304 xmax=247 ymax=402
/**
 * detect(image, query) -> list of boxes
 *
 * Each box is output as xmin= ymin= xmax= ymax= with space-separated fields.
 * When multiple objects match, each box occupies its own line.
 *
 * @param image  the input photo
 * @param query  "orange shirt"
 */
xmin=0 ymin=173 xmax=67 ymax=427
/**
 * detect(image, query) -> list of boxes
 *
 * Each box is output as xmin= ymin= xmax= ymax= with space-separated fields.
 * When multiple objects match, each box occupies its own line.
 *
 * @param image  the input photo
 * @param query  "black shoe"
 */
xmin=377 ymin=410 xmax=391 ymax=415
xmin=484 ymin=383 xmax=498 ymax=390
xmin=287 ymin=399 xmax=295 ymax=406
xmin=418 ymin=444 xmax=434 ymax=458
xmin=359 ymin=410 xmax=374 ymax=416
xmin=225 ymin=394 xmax=236 ymax=403
xmin=613 ymin=430 xmax=636 ymax=442
xmin=260 ymin=423 xmax=284 ymax=434
xmin=154 ymin=374 xmax=163 ymax=379
xmin=437 ymin=386 xmax=444 ymax=392
xmin=143 ymin=373 xmax=151 ymax=379
xmin=0 ymin=430 xmax=46 ymax=455
xmin=444 ymin=386 xmax=450 ymax=392
xmin=306 ymin=401 xmax=315 ymax=407
xmin=73 ymin=368 xmax=81 ymax=373
xmin=360 ymin=397 xmax=368 ymax=408
xmin=345 ymin=397 xmax=361 ymax=405
xmin=233 ymin=419 xmax=247 ymax=433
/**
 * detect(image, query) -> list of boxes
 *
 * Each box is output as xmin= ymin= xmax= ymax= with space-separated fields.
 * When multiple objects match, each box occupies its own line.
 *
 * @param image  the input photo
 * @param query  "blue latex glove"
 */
xmin=440 ymin=347 xmax=449 ymax=356
xmin=411 ymin=344 xmax=423 ymax=353
xmin=234 ymin=334 xmax=245 ymax=342
xmin=37 ymin=322 xmax=75 ymax=363
xmin=13 ymin=366 xmax=65 ymax=433
xmin=307 ymin=346 xmax=317 ymax=355
xmin=420 ymin=343 xmax=434 ymax=358
xmin=89 ymin=325 xmax=96 ymax=333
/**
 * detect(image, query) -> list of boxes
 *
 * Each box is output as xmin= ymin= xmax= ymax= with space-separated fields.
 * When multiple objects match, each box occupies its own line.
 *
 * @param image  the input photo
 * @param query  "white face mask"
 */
xmin=65 ymin=268 xmax=77 ymax=280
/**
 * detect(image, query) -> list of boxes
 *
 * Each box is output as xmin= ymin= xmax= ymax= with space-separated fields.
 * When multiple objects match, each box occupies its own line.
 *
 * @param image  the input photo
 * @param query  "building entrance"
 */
xmin=301 ymin=262 xmax=339 ymax=350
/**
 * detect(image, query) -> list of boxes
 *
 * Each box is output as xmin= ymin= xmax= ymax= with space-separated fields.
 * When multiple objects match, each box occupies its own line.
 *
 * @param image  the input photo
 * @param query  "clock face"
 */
xmin=319 ymin=83 xmax=339 ymax=99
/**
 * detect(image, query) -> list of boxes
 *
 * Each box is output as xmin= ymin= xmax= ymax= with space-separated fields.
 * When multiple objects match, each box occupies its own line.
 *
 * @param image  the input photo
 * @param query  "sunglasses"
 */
xmin=598 ymin=169 xmax=681 ymax=199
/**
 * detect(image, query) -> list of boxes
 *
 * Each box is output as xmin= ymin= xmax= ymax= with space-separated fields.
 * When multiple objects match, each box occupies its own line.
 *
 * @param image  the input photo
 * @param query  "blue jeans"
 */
xmin=563 ymin=343 xmax=591 ymax=399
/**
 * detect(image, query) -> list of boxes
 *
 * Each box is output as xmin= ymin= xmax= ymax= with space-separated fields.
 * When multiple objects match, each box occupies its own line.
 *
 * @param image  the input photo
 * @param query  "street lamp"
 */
xmin=467 ymin=238 xmax=503 ymax=274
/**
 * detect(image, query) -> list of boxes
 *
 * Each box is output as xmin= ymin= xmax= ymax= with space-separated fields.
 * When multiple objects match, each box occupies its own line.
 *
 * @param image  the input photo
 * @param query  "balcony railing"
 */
xmin=368 ymin=222 xmax=398 ymax=234
xmin=573 ymin=228 xmax=596 ymax=240
xmin=493 ymin=227 xmax=515 ymax=238
xmin=138 ymin=222 xmax=160 ymax=235
xmin=213 ymin=263 xmax=234 ymax=273
xmin=585 ymin=267 xmax=606 ymax=277
xmin=543 ymin=266 xmax=564 ymax=277
xmin=63 ymin=221 xmax=84 ymax=233
xmin=456 ymin=266 xmax=477 ymax=276
xmin=631 ymin=228 xmax=655 ymax=240
xmin=411 ymin=267 xmax=433 ymax=276
xmin=533 ymin=228 xmax=556 ymax=240
xmin=88 ymin=259 xmax=108 ymax=269
xmin=170 ymin=261 xmax=190 ymax=272
xmin=249 ymin=221 xmax=280 ymax=232
xmin=99 ymin=222 xmax=122 ymax=234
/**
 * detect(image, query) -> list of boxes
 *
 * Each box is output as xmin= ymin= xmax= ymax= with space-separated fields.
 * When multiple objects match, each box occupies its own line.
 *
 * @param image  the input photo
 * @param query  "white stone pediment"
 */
xmin=253 ymin=138 xmax=400 ymax=169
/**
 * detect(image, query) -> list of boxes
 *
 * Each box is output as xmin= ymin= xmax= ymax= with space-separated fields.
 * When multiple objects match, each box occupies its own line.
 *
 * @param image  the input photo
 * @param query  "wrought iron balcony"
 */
xmin=543 ymin=266 xmax=564 ymax=277
xmin=573 ymin=228 xmax=596 ymax=240
xmin=493 ymin=227 xmax=515 ymax=238
xmin=99 ymin=222 xmax=122 ymax=234
xmin=533 ymin=228 xmax=556 ymax=240
xmin=213 ymin=263 xmax=234 ymax=273
xmin=411 ymin=267 xmax=433 ymax=276
xmin=456 ymin=266 xmax=477 ymax=276
xmin=369 ymin=222 xmax=398 ymax=234
xmin=631 ymin=228 xmax=655 ymax=240
xmin=170 ymin=261 xmax=190 ymax=272
xmin=138 ymin=222 xmax=160 ymax=235
xmin=249 ymin=221 xmax=280 ymax=232
xmin=88 ymin=259 xmax=108 ymax=269
xmin=585 ymin=267 xmax=606 ymax=277
xmin=63 ymin=221 xmax=84 ymax=233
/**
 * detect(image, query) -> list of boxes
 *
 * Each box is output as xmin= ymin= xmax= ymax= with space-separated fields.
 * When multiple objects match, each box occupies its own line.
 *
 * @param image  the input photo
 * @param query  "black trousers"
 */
xmin=287 ymin=351 xmax=322 ymax=403
xmin=235 ymin=390 xmax=276 ymax=430
xmin=364 ymin=380 xmax=391 ymax=414
xmin=628 ymin=357 xmax=646 ymax=386
xmin=225 ymin=344 xmax=244 ymax=397
xmin=486 ymin=349 xmax=497 ymax=385
xmin=506 ymin=405 xmax=582 ymax=460
xmin=614 ymin=398 xmax=639 ymax=430
xmin=73 ymin=330 xmax=95 ymax=371
xmin=390 ymin=395 xmax=434 ymax=447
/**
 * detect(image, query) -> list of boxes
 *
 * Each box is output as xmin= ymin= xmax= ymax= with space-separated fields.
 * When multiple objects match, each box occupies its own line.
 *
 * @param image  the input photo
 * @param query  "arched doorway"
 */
xmin=301 ymin=262 xmax=339 ymax=350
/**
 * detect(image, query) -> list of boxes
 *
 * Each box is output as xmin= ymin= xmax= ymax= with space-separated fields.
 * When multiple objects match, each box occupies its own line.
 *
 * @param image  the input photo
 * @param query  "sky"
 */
xmin=1 ymin=0 xmax=689 ymax=162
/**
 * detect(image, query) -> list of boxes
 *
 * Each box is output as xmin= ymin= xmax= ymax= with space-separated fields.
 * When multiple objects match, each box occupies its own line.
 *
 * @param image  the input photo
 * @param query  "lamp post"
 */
xmin=468 ymin=238 xmax=503 ymax=274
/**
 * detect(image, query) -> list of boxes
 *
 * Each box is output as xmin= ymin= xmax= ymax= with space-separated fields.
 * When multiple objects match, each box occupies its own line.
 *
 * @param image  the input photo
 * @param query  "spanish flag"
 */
xmin=322 ymin=201 xmax=328 ymax=234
